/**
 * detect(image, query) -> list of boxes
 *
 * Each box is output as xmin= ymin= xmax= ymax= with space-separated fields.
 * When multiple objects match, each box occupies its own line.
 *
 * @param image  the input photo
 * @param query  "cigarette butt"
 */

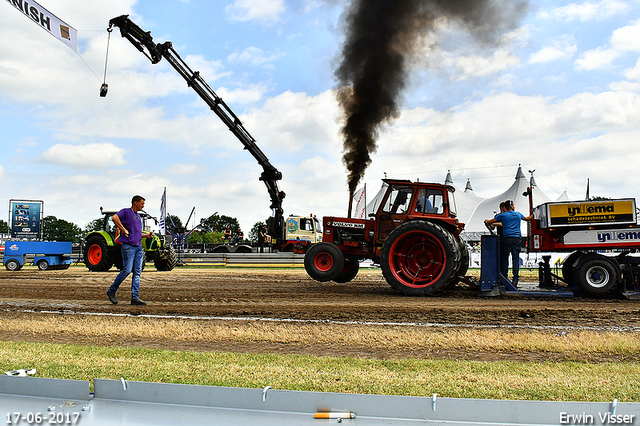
xmin=314 ymin=412 xmax=356 ymax=419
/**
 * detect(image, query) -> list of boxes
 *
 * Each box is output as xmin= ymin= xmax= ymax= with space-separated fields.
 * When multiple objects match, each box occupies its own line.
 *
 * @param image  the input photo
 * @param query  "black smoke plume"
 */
xmin=336 ymin=0 xmax=528 ymax=213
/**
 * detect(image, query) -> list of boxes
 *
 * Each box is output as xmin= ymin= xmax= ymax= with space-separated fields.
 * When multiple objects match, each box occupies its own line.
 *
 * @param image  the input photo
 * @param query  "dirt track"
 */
xmin=1 ymin=266 xmax=639 ymax=328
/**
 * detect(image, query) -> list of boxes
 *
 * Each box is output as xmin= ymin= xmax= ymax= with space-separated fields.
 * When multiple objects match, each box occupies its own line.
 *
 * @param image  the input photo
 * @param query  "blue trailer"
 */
xmin=3 ymin=241 xmax=73 ymax=271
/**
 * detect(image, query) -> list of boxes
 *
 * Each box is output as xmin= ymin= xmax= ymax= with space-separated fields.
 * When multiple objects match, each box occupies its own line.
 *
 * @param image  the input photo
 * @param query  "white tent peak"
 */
xmin=465 ymin=179 xmax=474 ymax=192
xmin=445 ymin=170 xmax=454 ymax=186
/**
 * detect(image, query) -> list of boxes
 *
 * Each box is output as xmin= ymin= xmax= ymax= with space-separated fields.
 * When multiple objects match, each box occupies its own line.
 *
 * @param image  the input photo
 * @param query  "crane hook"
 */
xmin=100 ymin=27 xmax=113 ymax=97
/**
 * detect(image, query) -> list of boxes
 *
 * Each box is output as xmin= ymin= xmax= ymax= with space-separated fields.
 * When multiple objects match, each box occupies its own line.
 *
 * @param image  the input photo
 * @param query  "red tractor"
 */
xmin=302 ymin=179 xmax=468 ymax=295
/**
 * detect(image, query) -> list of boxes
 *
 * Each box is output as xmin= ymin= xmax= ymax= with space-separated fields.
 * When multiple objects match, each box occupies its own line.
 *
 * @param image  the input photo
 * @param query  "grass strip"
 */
xmin=2 ymin=314 xmax=639 ymax=360
xmin=1 ymin=340 xmax=639 ymax=402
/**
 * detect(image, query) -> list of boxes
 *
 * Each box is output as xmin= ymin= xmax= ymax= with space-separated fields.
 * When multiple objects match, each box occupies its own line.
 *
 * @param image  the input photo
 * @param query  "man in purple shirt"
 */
xmin=106 ymin=195 xmax=154 ymax=305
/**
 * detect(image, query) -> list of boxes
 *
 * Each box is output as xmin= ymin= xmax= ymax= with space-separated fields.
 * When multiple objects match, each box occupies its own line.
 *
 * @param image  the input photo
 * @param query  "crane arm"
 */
xmin=108 ymin=15 xmax=285 ymax=242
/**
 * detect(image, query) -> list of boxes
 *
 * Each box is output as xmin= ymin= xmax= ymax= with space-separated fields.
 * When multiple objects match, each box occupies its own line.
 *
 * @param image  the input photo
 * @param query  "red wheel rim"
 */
xmin=313 ymin=252 xmax=334 ymax=272
xmin=87 ymin=245 xmax=102 ymax=265
xmin=388 ymin=229 xmax=445 ymax=288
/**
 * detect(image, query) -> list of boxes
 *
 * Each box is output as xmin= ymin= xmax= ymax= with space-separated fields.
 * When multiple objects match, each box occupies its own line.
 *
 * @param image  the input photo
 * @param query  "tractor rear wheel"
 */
xmin=333 ymin=257 xmax=360 ymax=283
xmin=456 ymin=237 xmax=469 ymax=278
xmin=380 ymin=220 xmax=456 ymax=296
xmin=84 ymin=236 xmax=114 ymax=272
xmin=443 ymin=235 xmax=466 ymax=289
xmin=304 ymin=242 xmax=345 ymax=282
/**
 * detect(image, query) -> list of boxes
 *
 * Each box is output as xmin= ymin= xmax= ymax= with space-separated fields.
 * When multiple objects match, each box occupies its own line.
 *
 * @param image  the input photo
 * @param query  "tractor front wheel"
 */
xmin=381 ymin=220 xmax=456 ymax=296
xmin=304 ymin=242 xmax=345 ymax=282
xmin=154 ymin=244 xmax=178 ymax=271
xmin=84 ymin=236 xmax=114 ymax=272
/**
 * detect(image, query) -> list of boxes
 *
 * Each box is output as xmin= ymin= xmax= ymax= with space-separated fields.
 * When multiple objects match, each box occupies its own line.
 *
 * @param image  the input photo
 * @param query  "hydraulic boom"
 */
xmin=107 ymin=15 xmax=285 ymax=242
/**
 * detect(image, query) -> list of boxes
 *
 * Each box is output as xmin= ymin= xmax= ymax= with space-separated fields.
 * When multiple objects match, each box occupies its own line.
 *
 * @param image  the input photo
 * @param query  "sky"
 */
xmin=2 ymin=0 xmax=640 ymax=235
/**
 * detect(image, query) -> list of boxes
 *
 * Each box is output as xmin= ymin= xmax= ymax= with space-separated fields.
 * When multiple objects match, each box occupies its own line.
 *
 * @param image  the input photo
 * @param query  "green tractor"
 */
xmin=84 ymin=208 xmax=177 ymax=272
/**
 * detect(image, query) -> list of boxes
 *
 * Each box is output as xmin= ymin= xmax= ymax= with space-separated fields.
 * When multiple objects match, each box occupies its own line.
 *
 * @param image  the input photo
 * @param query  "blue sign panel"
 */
xmin=10 ymin=200 xmax=43 ymax=239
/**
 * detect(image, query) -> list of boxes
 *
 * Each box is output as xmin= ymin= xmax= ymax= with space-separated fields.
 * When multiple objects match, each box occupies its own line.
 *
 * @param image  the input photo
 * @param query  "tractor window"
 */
xmin=415 ymin=188 xmax=444 ymax=215
xmin=448 ymin=189 xmax=457 ymax=217
xmin=106 ymin=215 xmax=147 ymax=233
xmin=300 ymin=218 xmax=314 ymax=232
xmin=105 ymin=216 xmax=117 ymax=234
xmin=382 ymin=186 xmax=414 ymax=215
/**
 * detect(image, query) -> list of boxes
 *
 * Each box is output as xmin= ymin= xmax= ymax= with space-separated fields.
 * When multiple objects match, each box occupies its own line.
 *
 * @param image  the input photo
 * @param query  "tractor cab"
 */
xmin=374 ymin=179 xmax=461 ymax=244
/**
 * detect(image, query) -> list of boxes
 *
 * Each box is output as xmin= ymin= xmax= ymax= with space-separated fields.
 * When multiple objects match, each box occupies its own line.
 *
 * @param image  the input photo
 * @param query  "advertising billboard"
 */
xmin=9 ymin=200 xmax=43 ymax=239
xmin=535 ymin=199 xmax=637 ymax=228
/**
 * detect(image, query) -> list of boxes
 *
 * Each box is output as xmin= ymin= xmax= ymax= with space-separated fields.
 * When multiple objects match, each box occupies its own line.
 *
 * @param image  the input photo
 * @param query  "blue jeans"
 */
xmin=109 ymin=244 xmax=144 ymax=298
xmin=500 ymin=237 xmax=522 ymax=283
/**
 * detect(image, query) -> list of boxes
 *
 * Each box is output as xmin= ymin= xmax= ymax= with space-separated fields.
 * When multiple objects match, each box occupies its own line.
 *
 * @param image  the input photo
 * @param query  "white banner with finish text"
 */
xmin=6 ymin=0 xmax=77 ymax=52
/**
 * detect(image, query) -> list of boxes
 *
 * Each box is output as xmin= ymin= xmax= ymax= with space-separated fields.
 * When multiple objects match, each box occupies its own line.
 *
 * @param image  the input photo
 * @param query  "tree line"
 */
xmin=0 ymin=214 xmax=267 ymax=246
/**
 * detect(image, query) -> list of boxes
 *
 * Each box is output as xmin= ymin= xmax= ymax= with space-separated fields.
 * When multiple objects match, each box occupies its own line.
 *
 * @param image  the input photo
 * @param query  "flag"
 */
xmin=159 ymin=188 xmax=166 ymax=235
xmin=585 ymin=178 xmax=590 ymax=201
xmin=7 ymin=0 xmax=78 ymax=52
xmin=352 ymin=184 xmax=367 ymax=219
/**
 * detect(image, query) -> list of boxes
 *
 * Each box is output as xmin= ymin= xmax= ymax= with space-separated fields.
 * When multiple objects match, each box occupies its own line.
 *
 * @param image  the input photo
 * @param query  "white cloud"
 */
xmin=529 ymin=35 xmax=577 ymax=64
xmin=241 ymin=90 xmax=341 ymax=152
xmin=182 ymin=55 xmax=228 ymax=81
xmin=610 ymin=20 xmax=640 ymax=52
xmin=356 ymin=88 xmax=640 ymax=207
xmin=225 ymin=0 xmax=286 ymax=25
xmin=216 ymin=85 xmax=268 ymax=104
xmin=164 ymin=164 xmax=206 ymax=175
xmin=227 ymin=47 xmax=286 ymax=66
xmin=541 ymin=1 xmax=630 ymax=21
xmin=36 ymin=143 xmax=127 ymax=169
xmin=625 ymin=58 xmax=640 ymax=81
xmin=575 ymin=47 xmax=621 ymax=71
xmin=609 ymin=80 xmax=640 ymax=92
xmin=448 ymin=50 xmax=521 ymax=80
xmin=575 ymin=20 xmax=640 ymax=70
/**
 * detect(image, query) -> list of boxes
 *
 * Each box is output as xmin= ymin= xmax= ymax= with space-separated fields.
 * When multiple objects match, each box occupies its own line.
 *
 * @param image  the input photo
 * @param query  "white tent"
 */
xmin=453 ymin=166 xmax=568 ymax=241
xmin=459 ymin=166 xmax=531 ymax=240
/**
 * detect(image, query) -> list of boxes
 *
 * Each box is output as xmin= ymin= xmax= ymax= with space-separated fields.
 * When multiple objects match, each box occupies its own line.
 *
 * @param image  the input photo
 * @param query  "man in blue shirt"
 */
xmin=106 ymin=195 xmax=154 ymax=305
xmin=485 ymin=200 xmax=533 ymax=286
